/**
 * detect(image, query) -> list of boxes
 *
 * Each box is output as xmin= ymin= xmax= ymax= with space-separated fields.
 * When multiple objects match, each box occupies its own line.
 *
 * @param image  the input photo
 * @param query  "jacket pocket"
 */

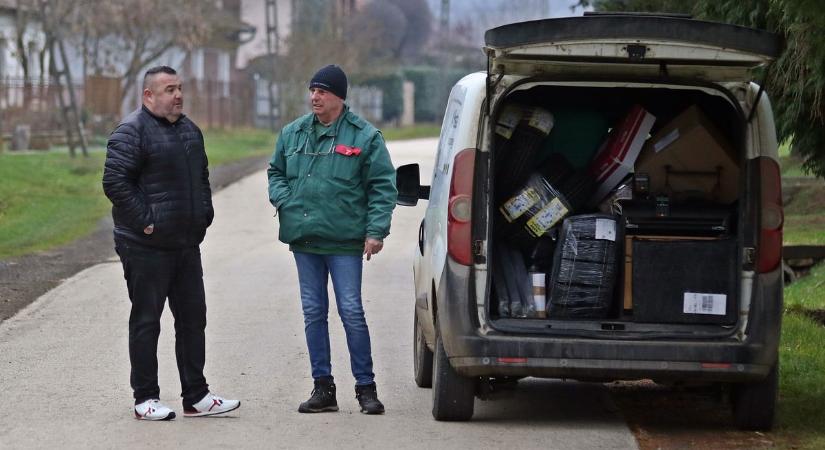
xmin=144 ymin=203 xmax=173 ymax=243
xmin=285 ymin=148 xmax=301 ymax=180
xmin=330 ymin=153 xmax=361 ymax=184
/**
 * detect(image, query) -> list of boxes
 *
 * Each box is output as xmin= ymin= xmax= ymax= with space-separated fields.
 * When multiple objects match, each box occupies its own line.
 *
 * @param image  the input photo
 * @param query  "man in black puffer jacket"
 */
xmin=103 ymin=66 xmax=240 ymax=421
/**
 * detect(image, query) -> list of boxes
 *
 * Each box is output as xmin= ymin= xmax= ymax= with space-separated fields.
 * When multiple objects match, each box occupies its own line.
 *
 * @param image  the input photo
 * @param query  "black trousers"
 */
xmin=115 ymin=239 xmax=209 ymax=407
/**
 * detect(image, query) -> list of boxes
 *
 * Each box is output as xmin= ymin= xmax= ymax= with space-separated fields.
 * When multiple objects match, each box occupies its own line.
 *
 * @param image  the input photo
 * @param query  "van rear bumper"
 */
xmin=449 ymin=349 xmax=772 ymax=382
xmin=437 ymin=260 xmax=783 ymax=383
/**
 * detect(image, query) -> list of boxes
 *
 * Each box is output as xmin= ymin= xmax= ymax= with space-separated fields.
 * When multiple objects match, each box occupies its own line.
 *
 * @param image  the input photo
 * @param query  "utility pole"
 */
xmin=264 ymin=0 xmax=280 ymax=130
xmin=440 ymin=0 xmax=450 ymax=34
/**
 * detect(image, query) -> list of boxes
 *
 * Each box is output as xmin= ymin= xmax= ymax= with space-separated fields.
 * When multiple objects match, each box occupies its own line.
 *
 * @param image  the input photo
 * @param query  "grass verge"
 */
xmin=0 ymin=152 xmax=110 ymax=259
xmin=783 ymin=181 xmax=825 ymax=245
xmin=0 ymin=129 xmax=275 ymax=259
xmin=776 ymin=310 xmax=825 ymax=449
xmin=778 ymin=139 xmax=810 ymax=178
xmin=774 ymin=242 xmax=825 ymax=450
xmin=202 ymin=127 xmax=275 ymax=166
xmin=381 ymin=123 xmax=441 ymax=141
xmin=784 ymin=261 xmax=825 ymax=311
xmin=0 ymin=125 xmax=436 ymax=259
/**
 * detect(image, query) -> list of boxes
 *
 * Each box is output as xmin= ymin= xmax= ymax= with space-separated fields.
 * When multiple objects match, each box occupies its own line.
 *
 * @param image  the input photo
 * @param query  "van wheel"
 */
xmin=432 ymin=326 xmax=475 ymax=421
xmin=731 ymin=363 xmax=778 ymax=431
xmin=413 ymin=312 xmax=433 ymax=388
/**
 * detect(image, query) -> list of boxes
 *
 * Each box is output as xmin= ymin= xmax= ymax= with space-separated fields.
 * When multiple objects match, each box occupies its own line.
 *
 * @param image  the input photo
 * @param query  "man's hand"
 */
xmin=363 ymin=238 xmax=383 ymax=261
xmin=143 ymin=224 xmax=155 ymax=235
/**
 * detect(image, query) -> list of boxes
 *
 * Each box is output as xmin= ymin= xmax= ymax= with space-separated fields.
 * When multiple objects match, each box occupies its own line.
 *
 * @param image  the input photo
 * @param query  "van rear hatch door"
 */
xmin=484 ymin=15 xmax=782 ymax=82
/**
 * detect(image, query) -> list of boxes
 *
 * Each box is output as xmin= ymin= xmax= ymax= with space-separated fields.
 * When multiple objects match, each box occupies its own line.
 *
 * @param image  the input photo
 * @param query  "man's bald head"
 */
xmin=142 ymin=66 xmax=183 ymax=123
xmin=143 ymin=65 xmax=178 ymax=91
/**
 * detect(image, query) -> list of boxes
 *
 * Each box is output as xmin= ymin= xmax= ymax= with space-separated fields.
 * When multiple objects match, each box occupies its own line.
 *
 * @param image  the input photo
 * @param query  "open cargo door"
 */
xmin=484 ymin=14 xmax=782 ymax=82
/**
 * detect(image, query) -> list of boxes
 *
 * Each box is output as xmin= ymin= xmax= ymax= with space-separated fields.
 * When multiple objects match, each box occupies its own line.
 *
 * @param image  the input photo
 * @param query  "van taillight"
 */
xmin=758 ymin=157 xmax=783 ymax=273
xmin=448 ymin=148 xmax=476 ymax=265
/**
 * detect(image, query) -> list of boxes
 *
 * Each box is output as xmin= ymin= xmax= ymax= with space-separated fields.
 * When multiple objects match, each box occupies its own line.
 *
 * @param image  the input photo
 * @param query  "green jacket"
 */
xmin=267 ymin=107 xmax=397 ymax=255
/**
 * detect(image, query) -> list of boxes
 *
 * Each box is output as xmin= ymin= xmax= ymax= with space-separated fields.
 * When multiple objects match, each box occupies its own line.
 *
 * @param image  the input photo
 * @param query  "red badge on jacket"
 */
xmin=334 ymin=144 xmax=361 ymax=156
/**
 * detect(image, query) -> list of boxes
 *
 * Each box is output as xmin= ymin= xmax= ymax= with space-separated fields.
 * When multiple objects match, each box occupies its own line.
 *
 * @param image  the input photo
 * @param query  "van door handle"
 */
xmin=418 ymin=219 xmax=425 ymax=255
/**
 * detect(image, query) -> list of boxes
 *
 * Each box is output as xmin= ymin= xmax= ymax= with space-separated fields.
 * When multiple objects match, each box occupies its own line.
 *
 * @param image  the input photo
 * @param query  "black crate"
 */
xmin=619 ymin=198 xmax=733 ymax=237
xmin=631 ymin=238 xmax=737 ymax=324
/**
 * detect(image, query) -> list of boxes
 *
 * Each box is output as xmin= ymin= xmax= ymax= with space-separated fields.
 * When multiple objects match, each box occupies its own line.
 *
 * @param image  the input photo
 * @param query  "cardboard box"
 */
xmin=635 ymin=105 xmax=739 ymax=204
xmin=587 ymin=105 xmax=656 ymax=207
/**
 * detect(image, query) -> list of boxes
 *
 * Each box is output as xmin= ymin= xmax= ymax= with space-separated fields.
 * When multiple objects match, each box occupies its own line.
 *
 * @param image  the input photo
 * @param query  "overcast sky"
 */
xmin=425 ymin=0 xmax=590 ymax=44
xmin=429 ymin=0 xmax=587 ymax=19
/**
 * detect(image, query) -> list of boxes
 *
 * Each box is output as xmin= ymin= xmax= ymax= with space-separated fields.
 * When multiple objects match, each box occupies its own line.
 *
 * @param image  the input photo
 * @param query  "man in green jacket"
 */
xmin=267 ymin=65 xmax=397 ymax=415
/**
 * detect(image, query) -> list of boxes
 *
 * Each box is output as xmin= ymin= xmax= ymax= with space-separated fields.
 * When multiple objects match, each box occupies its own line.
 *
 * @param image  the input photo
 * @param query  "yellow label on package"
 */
xmin=499 ymin=187 xmax=540 ymax=222
xmin=527 ymin=110 xmax=554 ymax=134
xmin=495 ymin=125 xmax=515 ymax=139
xmin=526 ymin=198 xmax=568 ymax=236
xmin=495 ymin=106 xmax=523 ymax=139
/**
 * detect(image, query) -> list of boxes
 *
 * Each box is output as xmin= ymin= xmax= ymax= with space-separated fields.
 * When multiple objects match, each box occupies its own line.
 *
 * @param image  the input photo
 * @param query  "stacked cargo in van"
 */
xmin=396 ymin=13 xmax=784 ymax=430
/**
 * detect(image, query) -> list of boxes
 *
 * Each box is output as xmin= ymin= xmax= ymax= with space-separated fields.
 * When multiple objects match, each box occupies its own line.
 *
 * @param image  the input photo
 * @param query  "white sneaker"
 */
xmin=134 ymin=399 xmax=176 ymax=421
xmin=184 ymin=392 xmax=241 ymax=417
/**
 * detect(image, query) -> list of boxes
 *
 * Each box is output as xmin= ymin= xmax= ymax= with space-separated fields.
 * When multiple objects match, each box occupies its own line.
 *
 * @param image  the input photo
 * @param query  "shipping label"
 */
xmin=495 ymin=106 xmax=523 ymax=139
xmin=683 ymin=292 xmax=727 ymax=315
xmin=595 ymin=218 xmax=617 ymax=241
xmin=654 ymin=129 xmax=680 ymax=153
xmin=526 ymin=198 xmax=569 ymax=237
xmin=528 ymin=109 xmax=554 ymax=134
xmin=500 ymin=187 xmax=540 ymax=222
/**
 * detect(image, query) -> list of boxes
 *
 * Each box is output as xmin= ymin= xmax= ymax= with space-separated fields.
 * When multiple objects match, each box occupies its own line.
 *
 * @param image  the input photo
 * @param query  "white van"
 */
xmin=396 ymin=13 xmax=784 ymax=430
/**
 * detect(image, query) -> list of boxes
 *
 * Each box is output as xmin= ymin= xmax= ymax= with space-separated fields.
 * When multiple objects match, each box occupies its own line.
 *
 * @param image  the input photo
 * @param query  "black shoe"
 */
xmin=355 ymin=383 xmax=385 ymax=415
xmin=298 ymin=377 xmax=339 ymax=413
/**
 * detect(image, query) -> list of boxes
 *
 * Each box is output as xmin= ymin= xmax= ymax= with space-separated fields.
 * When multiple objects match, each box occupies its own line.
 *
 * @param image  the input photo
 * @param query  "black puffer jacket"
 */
xmin=103 ymin=106 xmax=213 ymax=249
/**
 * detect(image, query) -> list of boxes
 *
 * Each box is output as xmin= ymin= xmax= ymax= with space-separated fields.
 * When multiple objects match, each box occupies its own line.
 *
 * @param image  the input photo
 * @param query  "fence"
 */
xmin=123 ymin=77 xmax=257 ymax=129
xmin=0 ymin=76 xmax=260 ymax=150
xmin=0 ymin=77 xmax=84 ymax=149
xmin=0 ymin=75 xmax=386 ymax=150
xmin=162 ymin=78 xmax=256 ymax=129
xmin=252 ymin=80 xmax=384 ymax=129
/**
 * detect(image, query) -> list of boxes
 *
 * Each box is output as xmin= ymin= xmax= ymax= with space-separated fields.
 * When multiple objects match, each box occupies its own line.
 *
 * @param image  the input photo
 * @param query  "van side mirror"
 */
xmin=395 ymin=163 xmax=430 ymax=206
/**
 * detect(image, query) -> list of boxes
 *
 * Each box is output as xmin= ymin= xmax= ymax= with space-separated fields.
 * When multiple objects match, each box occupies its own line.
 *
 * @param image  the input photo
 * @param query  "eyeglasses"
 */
xmin=300 ymin=135 xmax=335 ymax=156
xmin=299 ymin=118 xmax=343 ymax=156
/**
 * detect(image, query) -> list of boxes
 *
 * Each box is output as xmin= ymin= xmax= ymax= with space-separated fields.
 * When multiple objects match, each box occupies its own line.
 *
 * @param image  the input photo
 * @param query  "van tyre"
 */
xmin=432 ymin=325 xmax=475 ymax=421
xmin=731 ymin=363 xmax=778 ymax=431
xmin=413 ymin=312 xmax=433 ymax=388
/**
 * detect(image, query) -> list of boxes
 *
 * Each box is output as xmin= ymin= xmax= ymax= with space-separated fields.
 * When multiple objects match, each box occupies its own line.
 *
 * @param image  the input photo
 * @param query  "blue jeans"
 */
xmin=293 ymin=252 xmax=375 ymax=385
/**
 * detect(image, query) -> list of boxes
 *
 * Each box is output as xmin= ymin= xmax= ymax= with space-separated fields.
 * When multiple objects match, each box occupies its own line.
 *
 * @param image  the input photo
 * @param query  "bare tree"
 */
xmin=12 ymin=0 xmax=41 ymax=106
xmin=348 ymin=0 xmax=433 ymax=64
xmin=382 ymin=0 xmax=433 ymax=60
xmin=276 ymin=1 xmax=366 ymax=120
xmin=58 ymin=0 xmax=221 ymax=103
xmin=347 ymin=2 xmax=407 ymax=64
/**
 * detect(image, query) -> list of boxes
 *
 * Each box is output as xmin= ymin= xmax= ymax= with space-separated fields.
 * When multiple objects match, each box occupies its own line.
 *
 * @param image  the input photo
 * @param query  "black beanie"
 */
xmin=309 ymin=64 xmax=348 ymax=100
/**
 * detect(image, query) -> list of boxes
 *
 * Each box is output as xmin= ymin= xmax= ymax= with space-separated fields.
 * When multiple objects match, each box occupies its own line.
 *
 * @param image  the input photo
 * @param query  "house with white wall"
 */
xmin=0 ymin=0 xmax=250 ymax=129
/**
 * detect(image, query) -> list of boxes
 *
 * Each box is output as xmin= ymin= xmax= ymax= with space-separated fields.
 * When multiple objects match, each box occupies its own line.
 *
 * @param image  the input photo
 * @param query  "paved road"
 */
xmin=0 ymin=138 xmax=637 ymax=449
